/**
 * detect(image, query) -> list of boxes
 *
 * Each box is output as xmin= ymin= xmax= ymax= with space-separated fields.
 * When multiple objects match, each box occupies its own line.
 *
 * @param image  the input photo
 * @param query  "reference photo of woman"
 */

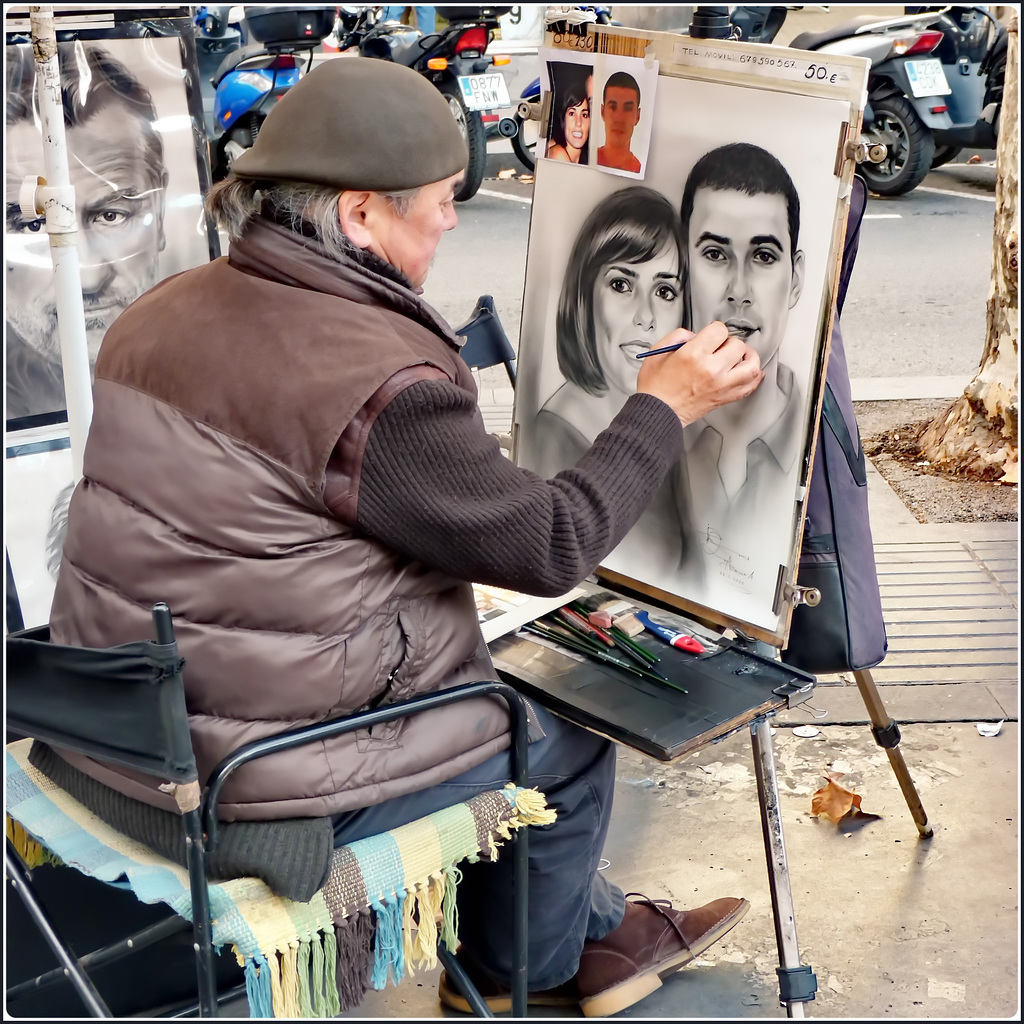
xmin=544 ymin=60 xmax=593 ymax=165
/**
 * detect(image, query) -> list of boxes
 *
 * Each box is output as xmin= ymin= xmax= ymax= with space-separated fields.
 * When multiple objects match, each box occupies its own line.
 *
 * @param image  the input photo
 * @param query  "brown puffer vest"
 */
xmin=48 ymin=219 xmax=509 ymax=821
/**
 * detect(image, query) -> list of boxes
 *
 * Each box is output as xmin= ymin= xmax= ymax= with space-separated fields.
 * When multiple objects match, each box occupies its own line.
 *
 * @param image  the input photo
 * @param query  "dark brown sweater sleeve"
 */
xmin=344 ymin=378 xmax=684 ymax=597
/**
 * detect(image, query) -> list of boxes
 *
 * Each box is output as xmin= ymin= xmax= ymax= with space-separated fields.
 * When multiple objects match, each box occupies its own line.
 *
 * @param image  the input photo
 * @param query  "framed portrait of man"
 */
xmin=4 ymin=7 xmax=215 ymax=629
xmin=513 ymin=25 xmax=870 ymax=646
xmin=4 ymin=8 xmax=216 ymax=433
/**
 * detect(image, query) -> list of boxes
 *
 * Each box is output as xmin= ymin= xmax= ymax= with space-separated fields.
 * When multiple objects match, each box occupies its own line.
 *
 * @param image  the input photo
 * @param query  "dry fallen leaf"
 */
xmin=497 ymin=168 xmax=517 ymax=179
xmin=811 ymin=772 xmax=863 ymax=823
xmin=968 ymin=154 xmax=982 ymax=164
xmin=519 ymin=175 xmax=535 ymax=184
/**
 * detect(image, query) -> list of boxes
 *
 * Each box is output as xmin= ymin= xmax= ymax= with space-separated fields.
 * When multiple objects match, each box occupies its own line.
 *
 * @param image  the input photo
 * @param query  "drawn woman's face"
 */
xmin=592 ymin=241 xmax=683 ymax=396
xmin=563 ymin=99 xmax=590 ymax=155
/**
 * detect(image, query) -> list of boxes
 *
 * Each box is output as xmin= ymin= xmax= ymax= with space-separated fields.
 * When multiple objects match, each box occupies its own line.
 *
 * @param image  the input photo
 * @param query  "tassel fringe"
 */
xmin=241 ymin=929 xmax=344 ymax=1019
xmin=6 ymin=817 xmax=62 ymax=868
xmin=370 ymin=893 xmax=405 ymax=989
xmin=440 ymin=863 xmax=461 ymax=952
xmin=206 ymin=787 xmax=555 ymax=1017
xmin=244 ymin=954 xmax=274 ymax=1018
xmin=505 ymin=782 xmax=559 ymax=827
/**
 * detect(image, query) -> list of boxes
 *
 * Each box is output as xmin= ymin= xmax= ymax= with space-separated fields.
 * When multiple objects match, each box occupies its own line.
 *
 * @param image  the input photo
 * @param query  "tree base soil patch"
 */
xmin=855 ymin=399 xmax=1018 ymax=524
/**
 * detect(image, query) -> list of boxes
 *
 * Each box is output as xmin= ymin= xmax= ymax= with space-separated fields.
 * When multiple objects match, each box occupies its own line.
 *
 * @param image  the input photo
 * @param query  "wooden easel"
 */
xmin=853 ymin=668 xmax=933 ymax=837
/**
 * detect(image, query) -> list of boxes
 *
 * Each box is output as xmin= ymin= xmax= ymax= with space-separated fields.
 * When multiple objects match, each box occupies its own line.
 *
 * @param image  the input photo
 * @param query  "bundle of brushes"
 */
xmin=521 ymin=606 xmax=689 ymax=694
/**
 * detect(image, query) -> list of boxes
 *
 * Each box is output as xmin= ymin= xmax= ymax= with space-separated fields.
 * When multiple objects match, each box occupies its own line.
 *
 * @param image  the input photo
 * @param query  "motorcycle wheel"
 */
xmin=510 ymin=111 xmax=538 ymax=173
xmin=439 ymin=80 xmax=486 ymax=202
xmin=860 ymin=93 xmax=935 ymax=197
xmin=931 ymin=145 xmax=963 ymax=169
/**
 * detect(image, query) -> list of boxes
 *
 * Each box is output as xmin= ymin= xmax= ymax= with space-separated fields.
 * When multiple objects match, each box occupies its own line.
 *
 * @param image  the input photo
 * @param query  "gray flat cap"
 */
xmin=231 ymin=57 xmax=468 ymax=190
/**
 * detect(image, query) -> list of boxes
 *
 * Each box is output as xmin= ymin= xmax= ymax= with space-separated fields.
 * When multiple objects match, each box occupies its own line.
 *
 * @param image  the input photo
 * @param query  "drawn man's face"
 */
xmin=5 ymin=102 xmax=166 ymax=367
xmin=593 ymin=242 xmax=683 ymax=395
xmin=686 ymin=187 xmax=804 ymax=364
xmin=601 ymin=86 xmax=640 ymax=150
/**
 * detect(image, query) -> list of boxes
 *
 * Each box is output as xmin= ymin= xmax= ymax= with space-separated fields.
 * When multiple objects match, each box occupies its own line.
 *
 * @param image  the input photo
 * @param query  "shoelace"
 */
xmin=622 ymin=892 xmax=690 ymax=948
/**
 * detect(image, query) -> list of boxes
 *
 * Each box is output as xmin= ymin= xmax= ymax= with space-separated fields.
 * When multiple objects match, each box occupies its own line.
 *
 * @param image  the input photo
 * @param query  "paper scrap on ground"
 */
xmin=793 ymin=725 xmax=820 ymax=738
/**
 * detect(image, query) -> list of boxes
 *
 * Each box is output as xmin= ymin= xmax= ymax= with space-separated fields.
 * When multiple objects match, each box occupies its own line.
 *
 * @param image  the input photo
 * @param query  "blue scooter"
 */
xmin=205 ymin=6 xmax=335 ymax=181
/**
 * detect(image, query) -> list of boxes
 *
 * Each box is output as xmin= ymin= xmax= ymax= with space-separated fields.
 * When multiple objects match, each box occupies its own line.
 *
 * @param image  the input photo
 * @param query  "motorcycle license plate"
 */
xmin=458 ymin=73 xmax=511 ymax=112
xmin=905 ymin=59 xmax=951 ymax=98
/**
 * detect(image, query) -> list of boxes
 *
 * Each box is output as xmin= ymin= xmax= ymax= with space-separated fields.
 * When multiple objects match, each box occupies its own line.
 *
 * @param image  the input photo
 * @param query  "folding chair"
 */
xmin=456 ymin=294 xmax=518 ymax=386
xmin=6 ymin=603 xmax=535 ymax=1018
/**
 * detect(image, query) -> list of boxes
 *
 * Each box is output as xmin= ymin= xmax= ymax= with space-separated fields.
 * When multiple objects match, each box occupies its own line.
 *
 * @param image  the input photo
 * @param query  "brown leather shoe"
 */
xmin=437 ymin=960 xmax=578 ymax=1014
xmin=576 ymin=893 xmax=750 ymax=1017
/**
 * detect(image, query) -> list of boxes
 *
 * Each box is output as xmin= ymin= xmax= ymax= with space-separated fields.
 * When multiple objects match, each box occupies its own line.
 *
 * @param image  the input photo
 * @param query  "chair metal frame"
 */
xmin=6 ymin=603 xmax=532 ymax=1018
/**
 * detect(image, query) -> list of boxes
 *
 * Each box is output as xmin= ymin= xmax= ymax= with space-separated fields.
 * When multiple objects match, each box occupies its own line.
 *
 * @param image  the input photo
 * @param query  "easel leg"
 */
xmin=851 ymin=669 xmax=933 ymax=838
xmin=750 ymin=718 xmax=817 ymax=1018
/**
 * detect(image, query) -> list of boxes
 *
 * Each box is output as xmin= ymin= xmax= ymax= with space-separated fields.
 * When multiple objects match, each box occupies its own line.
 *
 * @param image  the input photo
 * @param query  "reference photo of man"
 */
xmin=5 ymin=41 xmax=168 ymax=421
xmin=544 ymin=62 xmax=592 ymax=164
xmin=676 ymin=142 xmax=806 ymax=593
xmin=597 ymin=71 xmax=642 ymax=173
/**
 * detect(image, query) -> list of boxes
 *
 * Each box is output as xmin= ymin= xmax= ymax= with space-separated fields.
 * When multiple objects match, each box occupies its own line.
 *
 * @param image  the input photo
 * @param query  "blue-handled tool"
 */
xmin=635 ymin=611 xmax=706 ymax=654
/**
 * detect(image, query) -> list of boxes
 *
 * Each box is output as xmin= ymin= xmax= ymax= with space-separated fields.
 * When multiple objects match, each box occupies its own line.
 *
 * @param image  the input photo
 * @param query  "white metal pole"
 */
xmin=28 ymin=5 xmax=93 ymax=481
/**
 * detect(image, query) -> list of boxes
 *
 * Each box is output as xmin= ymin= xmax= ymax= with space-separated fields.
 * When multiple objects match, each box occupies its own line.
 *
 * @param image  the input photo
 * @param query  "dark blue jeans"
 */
xmin=332 ymin=703 xmax=626 ymax=990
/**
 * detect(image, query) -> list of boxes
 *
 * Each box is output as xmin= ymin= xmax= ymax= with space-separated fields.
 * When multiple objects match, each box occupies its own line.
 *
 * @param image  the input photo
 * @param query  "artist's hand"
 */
xmin=637 ymin=322 xmax=763 ymax=428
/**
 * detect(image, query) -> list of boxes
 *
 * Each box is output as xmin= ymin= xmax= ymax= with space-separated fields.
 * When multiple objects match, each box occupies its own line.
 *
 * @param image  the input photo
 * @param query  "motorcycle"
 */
xmin=903 ymin=5 xmax=1008 ymax=168
xmin=206 ymin=6 xmax=336 ymax=181
xmin=502 ymin=5 xmax=613 ymax=174
xmin=732 ymin=5 xmax=1003 ymax=195
xmin=332 ymin=5 xmax=513 ymax=202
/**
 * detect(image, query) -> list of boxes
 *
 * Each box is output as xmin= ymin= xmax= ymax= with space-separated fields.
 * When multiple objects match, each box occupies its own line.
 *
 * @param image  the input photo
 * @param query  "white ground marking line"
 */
xmin=863 ymin=213 xmax=902 ymax=219
xmin=917 ymin=185 xmax=996 ymax=202
xmin=477 ymin=188 xmax=533 ymax=204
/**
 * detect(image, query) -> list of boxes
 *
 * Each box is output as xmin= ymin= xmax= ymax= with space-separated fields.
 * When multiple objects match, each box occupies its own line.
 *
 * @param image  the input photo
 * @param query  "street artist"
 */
xmin=47 ymin=60 xmax=764 ymax=1017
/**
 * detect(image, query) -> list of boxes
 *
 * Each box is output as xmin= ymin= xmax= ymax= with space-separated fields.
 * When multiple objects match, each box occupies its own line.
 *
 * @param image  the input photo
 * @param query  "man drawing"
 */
xmin=597 ymin=71 xmax=642 ymax=173
xmin=676 ymin=142 xmax=806 ymax=595
xmin=5 ymin=41 xmax=168 ymax=421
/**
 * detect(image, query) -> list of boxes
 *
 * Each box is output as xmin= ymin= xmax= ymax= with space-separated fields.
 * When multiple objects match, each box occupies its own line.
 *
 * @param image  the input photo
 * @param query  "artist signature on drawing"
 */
xmin=701 ymin=526 xmax=755 ymax=592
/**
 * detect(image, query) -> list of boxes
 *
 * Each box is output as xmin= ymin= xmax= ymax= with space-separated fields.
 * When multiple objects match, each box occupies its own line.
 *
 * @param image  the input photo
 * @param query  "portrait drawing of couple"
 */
xmin=515 ymin=73 xmax=847 ymax=632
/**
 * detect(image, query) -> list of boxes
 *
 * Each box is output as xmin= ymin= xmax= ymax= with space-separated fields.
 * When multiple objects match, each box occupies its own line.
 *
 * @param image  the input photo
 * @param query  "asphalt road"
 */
xmin=422 ymin=143 xmax=999 ymax=392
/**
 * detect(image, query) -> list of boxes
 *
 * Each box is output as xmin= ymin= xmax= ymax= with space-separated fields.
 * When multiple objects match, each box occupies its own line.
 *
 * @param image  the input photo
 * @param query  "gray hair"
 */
xmin=205 ymin=177 xmax=421 ymax=263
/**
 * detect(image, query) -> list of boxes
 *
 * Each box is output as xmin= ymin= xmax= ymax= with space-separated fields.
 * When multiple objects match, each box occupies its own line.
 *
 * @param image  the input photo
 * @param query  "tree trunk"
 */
xmin=919 ymin=15 xmax=1018 ymax=485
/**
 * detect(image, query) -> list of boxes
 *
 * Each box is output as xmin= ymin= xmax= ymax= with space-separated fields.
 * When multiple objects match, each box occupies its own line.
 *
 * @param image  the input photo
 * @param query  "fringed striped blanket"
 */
xmin=5 ymin=738 xmax=555 ymax=1017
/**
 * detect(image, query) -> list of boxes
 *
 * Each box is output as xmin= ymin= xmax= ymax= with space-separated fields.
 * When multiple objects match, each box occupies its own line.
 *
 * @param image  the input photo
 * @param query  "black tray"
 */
xmin=489 ymin=630 xmax=815 ymax=761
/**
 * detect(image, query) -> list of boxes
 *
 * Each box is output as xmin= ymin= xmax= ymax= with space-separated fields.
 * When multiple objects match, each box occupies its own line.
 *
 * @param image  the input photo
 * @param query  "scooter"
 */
xmin=207 ymin=6 xmax=335 ymax=181
xmin=331 ymin=5 xmax=513 ymax=202
xmin=502 ymin=5 xmax=614 ymax=173
xmin=192 ymin=5 xmax=245 ymax=140
xmin=904 ymin=5 xmax=1008 ymax=167
xmin=732 ymin=5 xmax=994 ymax=195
